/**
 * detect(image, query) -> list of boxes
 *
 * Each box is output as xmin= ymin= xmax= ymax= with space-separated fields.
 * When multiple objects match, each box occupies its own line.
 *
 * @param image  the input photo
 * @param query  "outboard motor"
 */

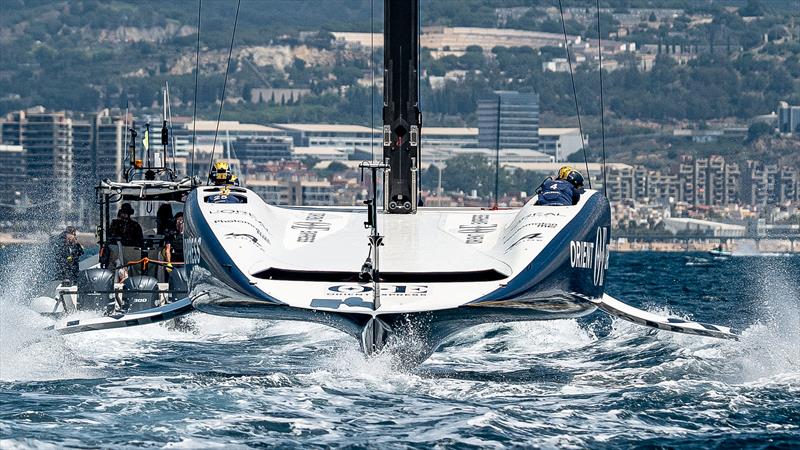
xmin=168 ymin=267 xmax=189 ymax=300
xmin=122 ymin=275 xmax=160 ymax=313
xmin=76 ymin=268 xmax=115 ymax=312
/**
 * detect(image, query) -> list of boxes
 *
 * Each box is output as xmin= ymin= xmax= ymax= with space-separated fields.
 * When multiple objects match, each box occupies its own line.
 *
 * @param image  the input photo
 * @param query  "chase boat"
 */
xmin=33 ymin=103 xmax=196 ymax=321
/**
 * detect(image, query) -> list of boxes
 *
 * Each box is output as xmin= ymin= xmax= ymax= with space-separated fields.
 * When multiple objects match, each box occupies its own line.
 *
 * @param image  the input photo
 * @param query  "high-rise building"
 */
xmin=742 ymin=162 xmax=775 ymax=208
xmin=778 ymin=101 xmax=800 ymax=135
xmin=0 ymin=144 xmax=25 ymax=209
xmin=678 ymin=156 xmax=739 ymax=207
xmin=92 ymin=110 xmax=127 ymax=183
xmin=646 ymin=171 xmax=682 ymax=203
xmin=478 ymin=91 xmax=540 ymax=151
xmin=72 ymin=118 xmax=93 ymax=218
xmin=705 ymin=155 xmax=740 ymax=206
xmin=776 ymin=166 xmax=799 ymax=204
xmin=15 ymin=110 xmax=75 ymax=218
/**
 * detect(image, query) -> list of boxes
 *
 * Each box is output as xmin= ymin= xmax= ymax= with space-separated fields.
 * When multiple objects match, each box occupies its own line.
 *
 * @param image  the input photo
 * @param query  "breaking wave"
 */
xmin=1 ymin=252 xmax=798 ymax=447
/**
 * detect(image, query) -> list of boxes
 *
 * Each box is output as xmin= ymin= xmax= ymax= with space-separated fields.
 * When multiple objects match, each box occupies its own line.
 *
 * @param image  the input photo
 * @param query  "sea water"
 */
xmin=1 ymin=246 xmax=798 ymax=448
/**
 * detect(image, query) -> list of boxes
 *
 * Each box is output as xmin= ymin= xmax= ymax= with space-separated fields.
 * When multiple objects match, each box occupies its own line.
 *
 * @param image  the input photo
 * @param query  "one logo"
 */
xmin=327 ymin=285 xmax=428 ymax=295
xmin=328 ymin=285 xmax=372 ymax=294
xmin=569 ymin=226 xmax=609 ymax=286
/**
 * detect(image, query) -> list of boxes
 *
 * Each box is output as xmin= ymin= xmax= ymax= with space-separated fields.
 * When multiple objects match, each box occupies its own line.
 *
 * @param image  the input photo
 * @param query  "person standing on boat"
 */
xmin=50 ymin=226 xmax=84 ymax=282
xmin=156 ymin=204 xmax=176 ymax=237
xmin=165 ymin=212 xmax=184 ymax=267
xmin=109 ymin=203 xmax=144 ymax=247
xmin=534 ymin=166 xmax=584 ymax=206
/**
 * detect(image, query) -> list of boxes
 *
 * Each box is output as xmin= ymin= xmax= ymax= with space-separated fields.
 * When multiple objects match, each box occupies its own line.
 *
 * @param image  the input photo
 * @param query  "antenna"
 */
xmin=191 ymin=0 xmax=202 ymax=181
xmin=494 ymin=95 xmax=501 ymax=209
xmin=209 ymin=0 xmax=242 ymax=175
xmin=165 ymin=81 xmax=177 ymax=175
xmin=558 ymin=0 xmax=592 ymax=189
xmin=596 ymin=0 xmax=608 ymax=196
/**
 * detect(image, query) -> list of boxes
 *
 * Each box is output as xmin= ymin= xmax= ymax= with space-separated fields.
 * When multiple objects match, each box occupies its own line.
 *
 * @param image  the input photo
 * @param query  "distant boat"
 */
xmin=685 ymin=256 xmax=712 ymax=267
xmin=709 ymin=244 xmax=732 ymax=259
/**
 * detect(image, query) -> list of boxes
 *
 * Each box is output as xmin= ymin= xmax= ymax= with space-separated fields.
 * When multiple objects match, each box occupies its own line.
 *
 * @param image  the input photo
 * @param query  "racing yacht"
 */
xmin=51 ymin=0 xmax=737 ymax=364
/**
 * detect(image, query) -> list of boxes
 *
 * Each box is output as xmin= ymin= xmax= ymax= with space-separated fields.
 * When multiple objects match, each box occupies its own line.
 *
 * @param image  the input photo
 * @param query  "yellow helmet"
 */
xmin=210 ymin=160 xmax=234 ymax=185
xmin=558 ymin=166 xmax=575 ymax=180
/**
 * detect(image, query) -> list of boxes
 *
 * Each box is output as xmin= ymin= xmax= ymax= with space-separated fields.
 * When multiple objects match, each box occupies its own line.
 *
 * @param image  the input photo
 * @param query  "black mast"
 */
xmin=382 ymin=0 xmax=421 ymax=214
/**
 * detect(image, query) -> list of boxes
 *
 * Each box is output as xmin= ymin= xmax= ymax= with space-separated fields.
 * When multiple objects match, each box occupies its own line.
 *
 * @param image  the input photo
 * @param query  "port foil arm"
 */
xmin=594 ymin=294 xmax=739 ymax=340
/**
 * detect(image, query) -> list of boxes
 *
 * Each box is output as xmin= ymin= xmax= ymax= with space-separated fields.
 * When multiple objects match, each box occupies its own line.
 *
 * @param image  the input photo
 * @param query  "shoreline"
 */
xmin=611 ymin=239 xmax=798 ymax=253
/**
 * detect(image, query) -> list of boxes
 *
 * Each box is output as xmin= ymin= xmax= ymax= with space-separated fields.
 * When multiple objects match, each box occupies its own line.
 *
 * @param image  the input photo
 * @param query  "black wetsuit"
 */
xmin=50 ymin=232 xmax=84 ymax=282
xmin=166 ymin=230 xmax=184 ymax=263
xmin=109 ymin=217 xmax=144 ymax=247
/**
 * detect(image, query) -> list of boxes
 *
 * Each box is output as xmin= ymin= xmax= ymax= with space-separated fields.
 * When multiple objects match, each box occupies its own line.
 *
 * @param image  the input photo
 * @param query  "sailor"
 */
xmin=208 ymin=161 xmax=241 ymax=203
xmin=50 ymin=226 xmax=84 ymax=282
xmin=156 ymin=203 xmax=176 ymax=236
xmin=209 ymin=160 xmax=239 ymax=186
xmin=165 ymin=212 xmax=185 ymax=266
xmin=109 ymin=202 xmax=144 ymax=247
xmin=535 ymin=166 xmax=584 ymax=206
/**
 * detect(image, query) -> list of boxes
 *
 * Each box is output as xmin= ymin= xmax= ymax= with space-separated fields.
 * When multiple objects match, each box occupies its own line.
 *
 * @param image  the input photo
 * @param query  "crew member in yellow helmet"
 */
xmin=208 ymin=161 xmax=242 ymax=203
xmin=210 ymin=161 xmax=236 ymax=186
xmin=535 ymin=166 xmax=585 ymax=206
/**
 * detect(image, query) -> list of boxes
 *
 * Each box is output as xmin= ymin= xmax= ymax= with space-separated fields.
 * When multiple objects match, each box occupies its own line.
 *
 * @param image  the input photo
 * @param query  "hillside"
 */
xmin=0 ymin=0 xmax=798 ymax=166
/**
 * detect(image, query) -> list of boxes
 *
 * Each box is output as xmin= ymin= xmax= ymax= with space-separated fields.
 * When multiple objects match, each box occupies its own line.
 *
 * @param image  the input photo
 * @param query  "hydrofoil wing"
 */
xmin=594 ymin=294 xmax=738 ymax=340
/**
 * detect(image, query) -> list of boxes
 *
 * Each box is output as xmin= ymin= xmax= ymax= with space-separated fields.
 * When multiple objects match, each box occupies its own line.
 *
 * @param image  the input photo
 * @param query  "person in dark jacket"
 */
xmin=156 ymin=203 xmax=176 ymax=236
xmin=109 ymin=203 xmax=144 ymax=246
xmin=165 ymin=212 xmax=185 ymax=265
xmin=535 ymin=166 xmax=585 ymax=206
xmin=51 ymin=226 xmax=84 ymax=282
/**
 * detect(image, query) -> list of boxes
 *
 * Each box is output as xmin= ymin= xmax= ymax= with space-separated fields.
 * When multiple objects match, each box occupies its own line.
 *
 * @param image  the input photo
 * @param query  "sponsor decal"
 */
xmin=213 ymin=218 xmax=271 ymax=244
xmin=504 ymin=233 xmax=543 ymax=253
xmin=327 ymin=285 xmax=428 ymax=296
xmin=460 ymin=214 xmax=498 ymax=244
xmin=184 ymin=236 xmax=202 ymax=265
xmin=569 ymin=227 xmax=609 ymax=286
xmin=507 ymin=211 xmax=566 ymax=230
xmin=292 ymin=212 xmax=331 ymax=243
xmin=209 ymin=210 xmax=272 ymax=234
xmin=224 ymin=233 xmax=266 ymax=251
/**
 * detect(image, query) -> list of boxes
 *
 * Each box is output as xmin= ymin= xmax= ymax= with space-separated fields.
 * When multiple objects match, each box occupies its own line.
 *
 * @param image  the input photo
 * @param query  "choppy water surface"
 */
xmin=1 ymin=248 xmax=799 ymax=448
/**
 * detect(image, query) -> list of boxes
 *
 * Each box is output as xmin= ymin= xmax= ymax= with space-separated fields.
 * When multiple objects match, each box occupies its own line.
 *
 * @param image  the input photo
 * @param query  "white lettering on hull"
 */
xmin=569 ymin=227 xmax=609 ymax=286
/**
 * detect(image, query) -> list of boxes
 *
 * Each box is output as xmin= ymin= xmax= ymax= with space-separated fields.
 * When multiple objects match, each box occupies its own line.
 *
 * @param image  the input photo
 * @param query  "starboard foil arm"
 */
xmin=47 ymin=296 xmax=197 ymax=335
xmin=594 ymin=294 xmax=738 ymax=340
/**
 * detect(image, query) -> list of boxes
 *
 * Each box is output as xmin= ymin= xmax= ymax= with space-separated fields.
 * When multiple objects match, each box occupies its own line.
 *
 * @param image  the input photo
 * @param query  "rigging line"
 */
xmin=209 ymin=0 xmax=242 ymax=172
xmin=166 ymin=81 xmax=177 ymax=175
xmin=557 ymin=0 xmax=591 ymax=189
xmin=596 ymin=0 xmax=608 ymax=196
xmin=123 ymin=101 xmax=129 ymax=168
xmin=191 ymin=0 xmax=202 ymax=181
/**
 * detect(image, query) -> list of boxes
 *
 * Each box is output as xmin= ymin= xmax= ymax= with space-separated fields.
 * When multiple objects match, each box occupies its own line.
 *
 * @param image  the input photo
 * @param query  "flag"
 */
xmin=143 ymin=127 xmax=150 ymax=151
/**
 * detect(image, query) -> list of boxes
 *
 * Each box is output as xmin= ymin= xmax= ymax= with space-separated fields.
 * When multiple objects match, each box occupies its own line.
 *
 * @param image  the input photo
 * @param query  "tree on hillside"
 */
xmin=442 ymin=154 xmax=492 ymax=196
xmin=746 ymin=122 xmax=774 ymax=142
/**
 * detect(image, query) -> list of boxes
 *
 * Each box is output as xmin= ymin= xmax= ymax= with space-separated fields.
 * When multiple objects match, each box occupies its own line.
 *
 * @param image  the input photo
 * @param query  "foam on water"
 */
xmin=1 ymin=252 xmax=799 ymax=447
